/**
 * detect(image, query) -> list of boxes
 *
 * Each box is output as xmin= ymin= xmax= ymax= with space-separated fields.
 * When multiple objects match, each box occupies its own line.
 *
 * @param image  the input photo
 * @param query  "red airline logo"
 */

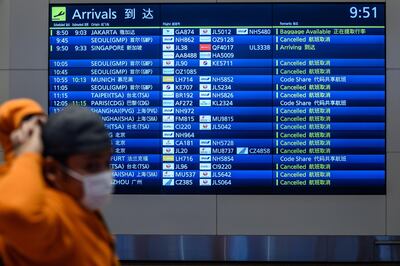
xmin=199 ymin=44 xmax=212 ymax=51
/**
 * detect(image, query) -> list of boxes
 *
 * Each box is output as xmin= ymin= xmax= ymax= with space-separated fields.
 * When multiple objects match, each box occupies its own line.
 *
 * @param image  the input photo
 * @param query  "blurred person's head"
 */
xmin=0 ymin=99 xmax=45 ymax=174
xmin=42 ymin=106 xmax=113 ymax=211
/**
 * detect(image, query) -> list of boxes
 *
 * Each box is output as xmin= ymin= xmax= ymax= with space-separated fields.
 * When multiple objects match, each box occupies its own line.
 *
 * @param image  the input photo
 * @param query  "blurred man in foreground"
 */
xmin=0 ymin=98 xmax=45 ymax=177
xmin=0 ymin=105 xmax=119 ymax=266
xmin=0 ymin=98 xmax=45 ymax=265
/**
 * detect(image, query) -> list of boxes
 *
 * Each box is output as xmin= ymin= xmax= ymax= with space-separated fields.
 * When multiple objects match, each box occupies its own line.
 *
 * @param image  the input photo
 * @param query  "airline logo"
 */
xmin=162 ymin=92 xmax=174 ymax=98
xmin=163 ymin=36 xmax=175 ymax=43
xmin=162 ymin=115 xmax=175 ymax=123
xmin=200 ymin=171 xmax=212 ymax=178
xmin=199 ymin=100 xmax=212 ymax=107
xmin=163 ymin=155 xmax=175 ymax=162
xmin=199 ymin=84 xmax=211 ymax=91
xmin=163 ymin=179 xmax=175 ymax=186
xmin=199 ymin=60 xmax=211 ymax=67
xmin=236 ymin=147 xmax=249 ymax=155
xmin=163 ymin=131 xmax=175 ymax=138
xmin=199 ymin=36 xmax=211 ymax=42
xmin=163 ymin=60 xmax=175 ymax=67
xmin=163 ymin=163 xmax=175 ymax=170
xmin=163 ymin=84 xmax=175 ymax=91
xmin=199 ymin=163 xmax=212 ymax=170
xmin=163 ymin=171 xmax=175 ymax=178
xmin=162 ymin=99 xmax=174 ymax=106
xmin=199 ymin=28 xmax=211 ymax=35
xmin=200 ymin=123 xmax=211 ymax=130
xmin=199 ymin=52 xmax=211 ymax=59
xmin=236 ymin=28 xmax=249 ymax=35
xmin=199 ymin=179 xmax=212 ymax=186
xmin=162 ymin=76 xmax=174 ymax=82
xmin=199 ymin=115 xmax=211 ymax=123
xmin=163 ymin=29 xmax=174 ymax=35
xmin=200 ymin=147 xmax=212 ymax=154
xmin=162 ymin=52 xmax=174 ymax=59
xmin=163 ymin=44 xmax=175 ymax=51
xmin=199 ymin=76 xmax=211 ymax=82
xmin=200 ymin=155 xmax=211 ymax=162
xmin=162 ymin=107 xmax=175 ymax=114
xmin=162 ymin=123 xmax=174 ymax=130
xmin=163 ymin=139 xmax=175 ymax=146
xmin=199 ymin=139 xmax=211 ymax=146
xmin=163 ymin=147 xmax=175 ymax=154
xmin=200 ymin=91 xmax=211 ymax=98
xmin=199 ymin=44 xmax=212 ymax=51
xmin=162 ymin=68 xmax=174 ymax=75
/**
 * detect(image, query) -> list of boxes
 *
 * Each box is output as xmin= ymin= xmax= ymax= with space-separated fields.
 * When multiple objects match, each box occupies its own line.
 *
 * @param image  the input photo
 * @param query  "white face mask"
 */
xmin=63 ymin=167 xmax=114 ymax=211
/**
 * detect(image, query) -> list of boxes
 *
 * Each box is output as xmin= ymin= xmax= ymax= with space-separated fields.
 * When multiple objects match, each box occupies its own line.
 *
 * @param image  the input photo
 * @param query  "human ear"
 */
xmin=43 ymin=157 xmax=63 ymax=187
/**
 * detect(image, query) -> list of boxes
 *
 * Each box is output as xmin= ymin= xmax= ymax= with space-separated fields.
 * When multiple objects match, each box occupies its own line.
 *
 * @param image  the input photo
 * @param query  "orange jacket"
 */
xmin=0 ymin=152 xmax=120 ymax=266
xmin=0 ymin=98 xmax=44 ymax=176
xmin=0 ymin=99 xmax=119 ymax=265
xmin=0 ymin=99 xmax=44 ymax=259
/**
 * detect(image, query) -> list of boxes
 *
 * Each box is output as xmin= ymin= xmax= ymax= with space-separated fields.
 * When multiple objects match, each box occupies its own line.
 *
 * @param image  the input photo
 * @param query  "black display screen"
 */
xmin=49 ymin=3 xmax=386 ymax=194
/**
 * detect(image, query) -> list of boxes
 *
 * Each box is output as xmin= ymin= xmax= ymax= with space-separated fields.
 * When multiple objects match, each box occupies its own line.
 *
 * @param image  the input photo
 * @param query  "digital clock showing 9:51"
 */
xmin=350 ymin=6 xmax=378 ymax=19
